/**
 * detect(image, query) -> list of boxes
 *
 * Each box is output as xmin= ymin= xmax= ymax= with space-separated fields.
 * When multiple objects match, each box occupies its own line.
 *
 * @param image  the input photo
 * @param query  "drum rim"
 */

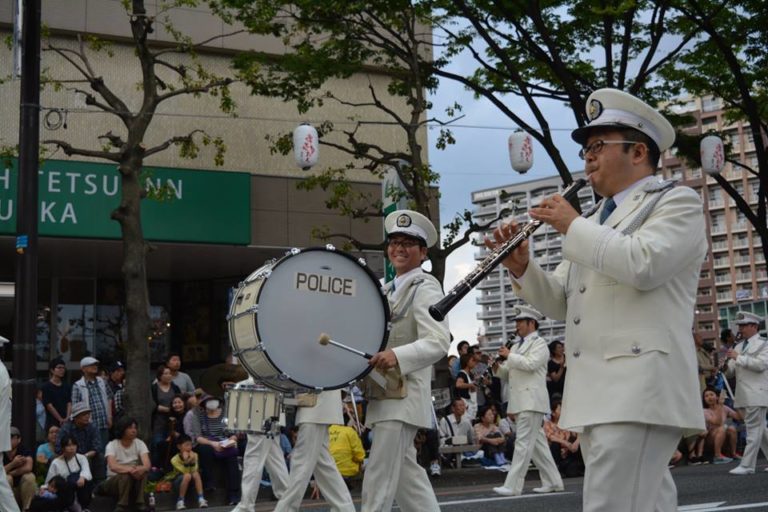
xmin=254 ymin=246 xmax=391 ymax=391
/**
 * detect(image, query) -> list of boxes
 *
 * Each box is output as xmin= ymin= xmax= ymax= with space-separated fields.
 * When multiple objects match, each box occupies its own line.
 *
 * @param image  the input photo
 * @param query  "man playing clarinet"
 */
xmin=489 ymin=88 xmax=706 ymax=512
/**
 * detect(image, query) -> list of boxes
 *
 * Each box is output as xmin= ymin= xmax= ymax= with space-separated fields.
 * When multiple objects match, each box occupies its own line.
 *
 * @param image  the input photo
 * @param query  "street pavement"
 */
xmin=200 ymin=460 xmax=768 ymax=511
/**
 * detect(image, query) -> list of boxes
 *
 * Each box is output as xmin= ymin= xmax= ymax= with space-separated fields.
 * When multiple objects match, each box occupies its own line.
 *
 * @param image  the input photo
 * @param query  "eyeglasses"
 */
xmin=578 ymin=140 xmax=638 ymax=160
xmin=387 ymin=238 xmax=422 ymax=249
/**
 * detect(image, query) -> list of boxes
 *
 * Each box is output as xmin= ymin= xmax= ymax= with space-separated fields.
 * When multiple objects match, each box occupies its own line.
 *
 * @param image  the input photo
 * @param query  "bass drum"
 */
xmin=228 ymin=246 xmax=390 ymax=393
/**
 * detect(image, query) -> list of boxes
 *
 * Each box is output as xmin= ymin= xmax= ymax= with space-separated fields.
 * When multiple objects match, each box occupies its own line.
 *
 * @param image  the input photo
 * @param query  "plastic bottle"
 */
xmin=148 ymin=492 xmax=156 ymax=512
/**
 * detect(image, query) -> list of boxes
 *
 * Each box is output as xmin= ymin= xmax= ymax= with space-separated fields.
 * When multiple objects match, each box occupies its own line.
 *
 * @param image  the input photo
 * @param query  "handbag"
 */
xmin=65 ymin=456 xmax=82 ymax=486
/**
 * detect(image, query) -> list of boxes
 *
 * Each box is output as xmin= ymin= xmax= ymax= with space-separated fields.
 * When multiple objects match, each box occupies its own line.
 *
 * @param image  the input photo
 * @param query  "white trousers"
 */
xmin=361 ymin=420 xmax=439 ymax=512
xmin=738 ymin=406 xmax=768 ymax=471
xmin=580 ymin=423 xmax=680 ymax=512
xmin=231 ymin=433 xmax=290 ymax=512
xmin=274 ymin=423 xmax=354 ymax=512
xmin=0 ymin=463 xmax=20 ymax=512
xmin=501 ymin=410 xmax=563 ymax=494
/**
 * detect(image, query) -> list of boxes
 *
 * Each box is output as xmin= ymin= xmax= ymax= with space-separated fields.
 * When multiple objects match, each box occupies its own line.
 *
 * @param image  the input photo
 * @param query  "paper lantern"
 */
xmin=700 ymin=135 xmax=725 ymax=175
xmin=508 ymin=131 xmax=533 ymax=173
xmin=293 ymin=123 xmax=319 ymax=170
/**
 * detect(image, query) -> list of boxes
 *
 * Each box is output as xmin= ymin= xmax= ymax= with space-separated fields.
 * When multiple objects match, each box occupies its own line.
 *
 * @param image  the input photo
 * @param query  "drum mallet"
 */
xmin=318 ymin=333 xmax=373 ymax=360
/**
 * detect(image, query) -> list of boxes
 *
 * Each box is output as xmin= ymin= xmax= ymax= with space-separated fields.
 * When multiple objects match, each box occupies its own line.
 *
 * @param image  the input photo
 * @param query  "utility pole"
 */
xmin=13 ymin=0 xmax=41 ymax=451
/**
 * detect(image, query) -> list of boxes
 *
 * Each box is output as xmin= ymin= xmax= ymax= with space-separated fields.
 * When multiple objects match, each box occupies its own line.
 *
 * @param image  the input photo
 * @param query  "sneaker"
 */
xmin=198 ymin=497 xmax=209 ymax=508
xmin=532 ymin=485 xmax=565 ymax=493
xmin=429 ymin=462 xmax=441 ymax=476
xmin=688 ymin=456 xmax=702 ymax=466
xmin=713 ymin=456 xmax=733 ymax=465
xmin=729 ymin=466 xmax=755 ymax=475
xmin=176 ymin=499 xmax=186 ymax=510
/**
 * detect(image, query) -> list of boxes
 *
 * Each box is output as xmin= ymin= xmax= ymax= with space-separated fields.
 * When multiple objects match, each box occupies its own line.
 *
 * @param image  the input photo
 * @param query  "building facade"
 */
xmin=0 ymin=1 xmax=426 ymax=375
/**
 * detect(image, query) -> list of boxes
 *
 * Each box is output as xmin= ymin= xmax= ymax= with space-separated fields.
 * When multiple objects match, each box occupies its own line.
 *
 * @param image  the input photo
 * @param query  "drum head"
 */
xmin=256 ymin=248 xmax=389 ymax=390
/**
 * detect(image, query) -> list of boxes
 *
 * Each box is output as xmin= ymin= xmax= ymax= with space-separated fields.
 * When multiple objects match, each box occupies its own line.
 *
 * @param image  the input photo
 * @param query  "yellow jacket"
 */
xmin=328 ymin=425 xmax=365 ymax=478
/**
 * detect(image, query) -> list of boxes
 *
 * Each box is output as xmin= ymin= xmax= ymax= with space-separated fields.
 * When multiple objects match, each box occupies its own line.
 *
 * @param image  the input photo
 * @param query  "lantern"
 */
xmin=700 ymin=135 xmax=725 ymax=175
xmin=293 ymin=123 xmax=319 ymax=170
xmin=508 ymin=130 xmax=533 ymax=174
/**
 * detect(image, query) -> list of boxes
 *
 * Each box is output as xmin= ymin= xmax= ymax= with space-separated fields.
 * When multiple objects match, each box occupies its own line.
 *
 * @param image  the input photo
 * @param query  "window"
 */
xmin=702 ymin=97 xmax=722 ymax=112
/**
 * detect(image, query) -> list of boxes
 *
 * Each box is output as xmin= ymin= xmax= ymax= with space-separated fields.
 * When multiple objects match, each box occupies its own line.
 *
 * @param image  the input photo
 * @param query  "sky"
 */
xmin=426 ymin=51 xmax=586 ymax=355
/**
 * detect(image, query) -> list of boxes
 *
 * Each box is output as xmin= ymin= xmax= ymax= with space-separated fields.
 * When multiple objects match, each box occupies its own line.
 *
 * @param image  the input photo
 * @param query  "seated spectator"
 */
xmin=102 ymin=417 xmax=151 ymax=512
xmin=702 ymin=387 xmax=742 ymax=464
xmin=192 ymin=395 xmax=241 ymax=505
xmin=28 ymin=475 xmax=74 ymax=512
xmin=4 ymin=426 xmax=38 ymax=511
xmin=45 ymin=434 xmax=93 ymax=511
xmin=182 ymin=393 xmax=201 ymax=443
xmin=36 ymin=425 xmax=60 ymax=468
xmin=499 ymin=413 xmax=516 ymax=461
xmin=544 ymin=399 xmax=584 ymax=477
xmin=154 ymin=394 xmax=188 ymax=471
xmin=168 ymin=434 xmax=207 ymax=510
xmin=473 ymin=406 xmax=508 ymax=467
xmin=547 ymin=341 xmax=566 ymax=399
xmin=328 ymin=424 xmax=365 ymax=481
xmin=151 ymin=365 xmax=182 ymax=468
xmin=438 ymin=398 xmax=476 ymax=446
xmin=56 ymin=402 xmax=106 ymax=481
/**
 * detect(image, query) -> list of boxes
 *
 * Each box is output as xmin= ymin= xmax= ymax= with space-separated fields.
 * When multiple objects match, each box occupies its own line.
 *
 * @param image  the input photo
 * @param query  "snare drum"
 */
xmin=224 ymin=383 xmax=283 ymax=435
xmin=228 ymin=246 xmax=390 ymax=393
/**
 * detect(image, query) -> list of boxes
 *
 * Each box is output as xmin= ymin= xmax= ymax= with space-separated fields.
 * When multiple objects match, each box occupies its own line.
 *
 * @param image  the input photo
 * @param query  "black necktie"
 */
xmin=600 ymin=197 xmax=616 ymax=224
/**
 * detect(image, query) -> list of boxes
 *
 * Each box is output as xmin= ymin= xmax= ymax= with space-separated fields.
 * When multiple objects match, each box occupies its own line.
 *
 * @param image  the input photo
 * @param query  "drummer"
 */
xmin=362 ymin=210 xmax=451 ymax=511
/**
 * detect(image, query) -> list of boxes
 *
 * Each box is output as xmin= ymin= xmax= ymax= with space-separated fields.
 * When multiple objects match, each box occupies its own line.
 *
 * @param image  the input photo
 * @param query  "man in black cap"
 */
xmin=491 ymin=88 xmax=706 ymax=512
xmin=41 ymin=358 xmax=72 ymax=429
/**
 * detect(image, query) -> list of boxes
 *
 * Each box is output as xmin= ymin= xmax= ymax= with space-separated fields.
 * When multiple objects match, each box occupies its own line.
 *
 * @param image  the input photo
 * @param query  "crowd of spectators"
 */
xmin=5 ymin=327 xmax=757 ymax=511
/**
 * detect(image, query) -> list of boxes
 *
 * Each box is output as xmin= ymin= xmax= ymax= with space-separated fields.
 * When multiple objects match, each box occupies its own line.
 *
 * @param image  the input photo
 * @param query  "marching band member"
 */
xmin=490 ymin=88 xmax=706 ymax=512
xmin=274 ymin=389 xmax=354 ymax=512
xmin=362 ymin=209 xmax=451 ymax=512
xmin=0 ymin=335 xmax=21 ymax=512
xmin=724 ymin=311 xmax=768 ymax=475
xmin=492 ymin=305 xmax=563 ymax=496
xmin=230 ymin=377 xmax=290 ymax=512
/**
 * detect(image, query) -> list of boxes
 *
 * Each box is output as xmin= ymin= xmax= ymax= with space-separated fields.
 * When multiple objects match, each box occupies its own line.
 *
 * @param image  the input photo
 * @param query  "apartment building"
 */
xmin=470 ymin=173 xmax=596 ymax=352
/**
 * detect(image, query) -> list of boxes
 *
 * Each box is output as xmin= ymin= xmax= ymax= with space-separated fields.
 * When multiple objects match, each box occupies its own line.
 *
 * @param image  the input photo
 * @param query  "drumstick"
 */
xmin=318 ymin=333 xmax=373 ymax=359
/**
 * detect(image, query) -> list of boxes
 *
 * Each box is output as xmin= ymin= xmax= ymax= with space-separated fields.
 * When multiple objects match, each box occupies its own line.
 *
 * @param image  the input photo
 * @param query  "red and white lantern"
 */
xmin=700 ymin=135 xmax=725 ymax=175
xmin=508 ymin=131 xmax=533 ymax=174
xmin=293 ymin=123 xmax=319 ymax=170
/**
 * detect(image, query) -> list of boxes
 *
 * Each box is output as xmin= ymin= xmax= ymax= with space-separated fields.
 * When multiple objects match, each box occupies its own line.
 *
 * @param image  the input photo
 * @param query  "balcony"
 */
xmin=477 ymin=292 xmax=502 ymax=304
xmin=708 ymin=201 xmax=724 ymax=210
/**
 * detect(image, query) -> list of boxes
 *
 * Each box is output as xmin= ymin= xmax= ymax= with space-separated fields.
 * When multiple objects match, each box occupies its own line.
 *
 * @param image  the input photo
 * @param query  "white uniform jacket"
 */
xmin=296 ymin=389 xmax=344 ymax=426
xmin=366 ymin=270 xmax=451 ymax=428
xmin=0 ymin=360 xmax=11 ymax=452
xmin=725 ymin=335 xmax=768 ymax=408
xmin=514 ymin=183 xmax=706 ymax=434
xmin=496 ymin=332 xmax=550 ymax=415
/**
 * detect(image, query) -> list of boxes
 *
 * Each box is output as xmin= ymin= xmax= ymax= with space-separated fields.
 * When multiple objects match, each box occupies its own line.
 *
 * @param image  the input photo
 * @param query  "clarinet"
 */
xmin=429 ymin=178 xmax=587 ymax=321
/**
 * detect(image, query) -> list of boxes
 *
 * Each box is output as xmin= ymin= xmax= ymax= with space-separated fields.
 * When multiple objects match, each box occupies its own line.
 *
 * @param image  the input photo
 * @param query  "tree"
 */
xmin=40 ymin=0 xmax=235 ymax=436
xmin=660 ymin=0 xmax=768 ymax=262
xmin=213 ymin=0 xmax=512 ymax=283
xmin=431 ymin=0 xmax=699 ymax=186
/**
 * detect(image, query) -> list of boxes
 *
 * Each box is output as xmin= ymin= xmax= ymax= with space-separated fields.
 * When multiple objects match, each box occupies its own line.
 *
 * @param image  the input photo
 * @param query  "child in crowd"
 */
xmin=169 ymin=434 xmax=207 ymax=510
xmin=29 ymin=475 xmax=74 ymax=512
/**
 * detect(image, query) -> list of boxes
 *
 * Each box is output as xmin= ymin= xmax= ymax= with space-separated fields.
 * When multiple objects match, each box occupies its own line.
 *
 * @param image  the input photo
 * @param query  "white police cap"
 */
xmin=384 ymin=209 xmax=438 ymax=248
xmin=734 ymin=311 xmax=762 ymax=326
xmin=572 ymin=88 xmax=676 ymax=152
xmin=0 ymin=335 xmax=9 ymax=346
xmin=511 ymin=304 xmax=544 ymax=322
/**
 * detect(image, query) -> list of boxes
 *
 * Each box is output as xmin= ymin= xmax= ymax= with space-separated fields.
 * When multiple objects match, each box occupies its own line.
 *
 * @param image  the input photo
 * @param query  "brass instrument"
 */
xmin=429 ymin=178 xmax=587 ymax=321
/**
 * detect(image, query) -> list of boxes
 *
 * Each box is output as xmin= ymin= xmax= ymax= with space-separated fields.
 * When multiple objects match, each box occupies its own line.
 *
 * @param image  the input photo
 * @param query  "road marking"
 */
xmin=436 ymin=492 xmax=575 ymax=507
xmin=680 ymin=503 xmax=768 ymax=511
xmin=679 ymin=504 xmax=727 ymax=511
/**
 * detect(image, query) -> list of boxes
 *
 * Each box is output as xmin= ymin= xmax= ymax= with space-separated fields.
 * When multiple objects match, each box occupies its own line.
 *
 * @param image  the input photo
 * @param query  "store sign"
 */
xmin=0 ymin=159 xmax=251 ymax=244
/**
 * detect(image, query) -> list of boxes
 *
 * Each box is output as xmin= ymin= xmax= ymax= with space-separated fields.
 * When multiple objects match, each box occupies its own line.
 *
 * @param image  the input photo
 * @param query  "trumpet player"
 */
xmin=489 ymin=88 xmax=706 ymax=512
xmin=492 ymin=305 xmax=563 ymax=496
xmin=724 ymin=311 xmax=768 ymax=475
